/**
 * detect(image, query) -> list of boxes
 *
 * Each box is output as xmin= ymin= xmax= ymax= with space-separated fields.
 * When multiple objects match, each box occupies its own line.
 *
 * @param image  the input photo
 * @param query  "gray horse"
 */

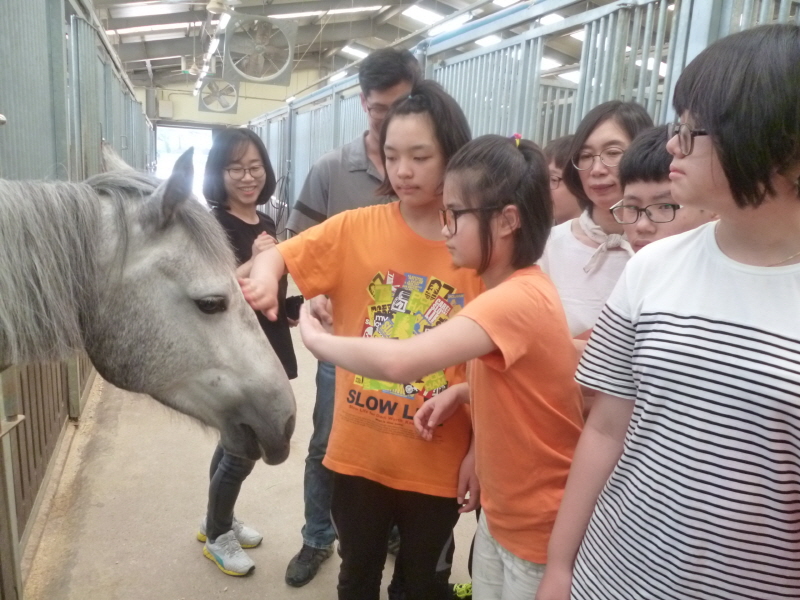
xmin=0 ymin=149 xmax=295 ymax=464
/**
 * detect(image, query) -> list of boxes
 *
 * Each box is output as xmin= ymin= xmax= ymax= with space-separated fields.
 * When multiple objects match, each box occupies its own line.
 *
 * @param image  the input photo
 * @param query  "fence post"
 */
xmin=0 ymin=369 xmax=25 ymax=600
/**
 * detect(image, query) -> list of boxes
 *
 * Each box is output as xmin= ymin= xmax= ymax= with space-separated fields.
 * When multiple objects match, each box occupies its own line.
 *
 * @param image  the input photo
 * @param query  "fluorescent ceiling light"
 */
xmin=540 ymin=57 xmax=562 ymax=70
xmin=329 ymin=6 xmax=384 ymax=14
xmin=272 ymin=5 xmax=383 ymax=19
xmin=429 ymin=12 xmax=472 ymax=36
xmin=540 ymin=14 xmax=564 ymax=25
xmin=330 ymin=71 xmax=348 ymax=82
xmin=559 ymin=70 xmax=581 ymax=83
xmin=475 ymin=35 xmax=502 ymax=47
xmin=208 ymin=38 xmax=220 ymax=54
xmin=271 ymin=10 xmax=324 ymax=18
xmin=107 ymin=20 xmax=212 ymax=36
xmin=218 ymin=13 xmax=231 ymax=29
xmin=493 ymin=0 xmax=520 ymax=7
xmin=402 ymin=6 xmax=443 ymax=25
xmin=341 ymin=45 xmax=369 ymax=58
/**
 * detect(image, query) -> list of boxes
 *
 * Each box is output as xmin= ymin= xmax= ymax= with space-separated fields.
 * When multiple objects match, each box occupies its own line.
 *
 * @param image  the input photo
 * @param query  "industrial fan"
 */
xmin=222 ymin=15 xmax=296 ymax=85
xmin=197 ymin=79 xmax=239 ymax=114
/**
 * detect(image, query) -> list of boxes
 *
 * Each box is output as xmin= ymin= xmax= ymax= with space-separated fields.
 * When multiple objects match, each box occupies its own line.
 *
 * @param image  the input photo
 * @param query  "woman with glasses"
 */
xmin=537 ymin=24 xmax=800 ymax=600
xmin=539 ymin=101 xmax=653 ymax=340
xmin=197 ymin=127 xmax=297 ymax=576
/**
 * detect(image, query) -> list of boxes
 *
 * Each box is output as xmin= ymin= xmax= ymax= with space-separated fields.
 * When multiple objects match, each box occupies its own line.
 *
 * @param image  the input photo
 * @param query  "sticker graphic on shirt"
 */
xmin=355 ymin=269 xmax=458 ymax=403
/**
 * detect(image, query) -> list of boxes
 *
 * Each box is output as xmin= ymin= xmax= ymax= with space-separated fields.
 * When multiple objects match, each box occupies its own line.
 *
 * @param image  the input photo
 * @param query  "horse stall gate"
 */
xmin=0 ymin=1 xmax=154 ymax=598
xmin=249 ymin=0 xmax=800 ymax=221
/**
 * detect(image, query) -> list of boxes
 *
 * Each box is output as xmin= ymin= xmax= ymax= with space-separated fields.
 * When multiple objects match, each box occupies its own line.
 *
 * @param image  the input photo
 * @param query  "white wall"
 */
xmin=134 ymin=68 xmax=322 ymax=126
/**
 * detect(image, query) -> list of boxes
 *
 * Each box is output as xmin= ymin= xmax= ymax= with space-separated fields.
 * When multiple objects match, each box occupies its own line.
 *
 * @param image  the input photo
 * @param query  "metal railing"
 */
xmin=248 ymin=0 xmax=798 ymax=219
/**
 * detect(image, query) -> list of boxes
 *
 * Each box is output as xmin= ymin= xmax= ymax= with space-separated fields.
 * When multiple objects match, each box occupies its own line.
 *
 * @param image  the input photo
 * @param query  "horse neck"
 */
xmin=0 ymin=180 xmax=103 ymax=365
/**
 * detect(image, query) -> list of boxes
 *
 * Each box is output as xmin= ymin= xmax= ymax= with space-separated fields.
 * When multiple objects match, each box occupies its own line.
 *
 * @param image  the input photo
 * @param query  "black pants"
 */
xmin=206 ymin=445 xmax=256 ymax=541
xmin=332 ymin=473 xmax=460 ymax=600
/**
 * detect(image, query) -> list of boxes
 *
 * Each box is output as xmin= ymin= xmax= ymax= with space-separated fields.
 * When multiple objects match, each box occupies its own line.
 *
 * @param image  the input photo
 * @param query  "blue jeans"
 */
xmin=206 ymin=445 xmax=256 ymax=541
xmin=301 ymin=360 xmax=337 ymax=549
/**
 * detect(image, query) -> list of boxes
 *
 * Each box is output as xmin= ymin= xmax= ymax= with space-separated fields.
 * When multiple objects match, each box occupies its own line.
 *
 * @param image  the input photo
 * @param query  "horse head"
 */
xmin=83 ymin=148 xmax=296 ymax=464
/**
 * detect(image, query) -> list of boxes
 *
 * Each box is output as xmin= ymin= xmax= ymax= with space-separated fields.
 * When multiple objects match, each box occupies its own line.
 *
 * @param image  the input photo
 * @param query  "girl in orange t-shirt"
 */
xmin=244 ymin=81 xmax=483 ymax=600
xmin=297 ymin=135 xmax=584 ymax=599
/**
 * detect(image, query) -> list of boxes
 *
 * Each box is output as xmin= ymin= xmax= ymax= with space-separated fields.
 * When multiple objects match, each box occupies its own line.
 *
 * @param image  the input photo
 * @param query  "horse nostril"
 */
xmin=284 ymin=415 xmax=295 ymax=441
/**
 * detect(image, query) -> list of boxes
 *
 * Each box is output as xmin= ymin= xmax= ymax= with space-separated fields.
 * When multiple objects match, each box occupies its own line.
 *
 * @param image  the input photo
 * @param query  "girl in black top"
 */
xmin=197 ymin=128 xmax=297 ymax=576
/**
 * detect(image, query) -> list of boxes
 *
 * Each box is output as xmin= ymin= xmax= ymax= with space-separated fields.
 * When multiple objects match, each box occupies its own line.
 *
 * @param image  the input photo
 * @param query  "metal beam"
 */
xmin=115 ymin=20 xmax=402 ymax=62
xmin=106 ymin=0 xmax=403 ymax=30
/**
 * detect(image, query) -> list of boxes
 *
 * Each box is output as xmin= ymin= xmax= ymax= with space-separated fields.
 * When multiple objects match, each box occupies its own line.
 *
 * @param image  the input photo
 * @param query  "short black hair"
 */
xmin=562 ymin=100 xmax=654 ymax=213
xmin=673 ymin=24 xmax=800 ymax=207
xmin=446 ymin=135 xmax=552 ymax=273
xmin=619 ymin=126 xmax=671 ymax=189
xmin=544 ymin=135 xmax=574 ymax=170
xmin=203 ymin=128 xmax=277 ymax=209
xmin=376 ymin=80 xmax=471 ymax=197
xmin=358 ymin=48 xmax=421 ymax=97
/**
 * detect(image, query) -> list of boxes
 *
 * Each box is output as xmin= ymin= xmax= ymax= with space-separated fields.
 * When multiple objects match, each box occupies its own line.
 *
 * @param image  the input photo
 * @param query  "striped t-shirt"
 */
xmin=574 ymin=222 xmax=800 ymax=600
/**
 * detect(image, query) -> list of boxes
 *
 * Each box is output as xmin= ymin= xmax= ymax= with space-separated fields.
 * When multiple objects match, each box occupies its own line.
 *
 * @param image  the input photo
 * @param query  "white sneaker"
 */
xmin=203 ymin=530 xmax=255 ymax=576
xmin=197 ymin=516 xmax=263 ymax=548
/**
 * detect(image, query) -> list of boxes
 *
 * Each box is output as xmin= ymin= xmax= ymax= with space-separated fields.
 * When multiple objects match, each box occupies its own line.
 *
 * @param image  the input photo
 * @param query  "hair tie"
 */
xmin=511 ymin=133 xmax=522 ymax=148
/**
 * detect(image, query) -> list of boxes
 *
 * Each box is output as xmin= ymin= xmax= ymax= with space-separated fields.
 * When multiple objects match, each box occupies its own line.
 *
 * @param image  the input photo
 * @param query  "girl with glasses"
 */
xmin=537 ymin=24 xmax=800 ymax=600
xmin=291 ymin=134 xmax=583 ymax=599
xmin=539 ymin=101 xmax=653 ymax=343
xmin=197 ymin=127 xmax=298 ymax=576
xmin=242 ymin=80 xmax=483 ymax=600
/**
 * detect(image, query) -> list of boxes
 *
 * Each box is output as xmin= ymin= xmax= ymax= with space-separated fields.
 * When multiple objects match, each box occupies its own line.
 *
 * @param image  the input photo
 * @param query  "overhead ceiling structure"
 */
xmin=95 ymin=0 xmax=618 ymax=89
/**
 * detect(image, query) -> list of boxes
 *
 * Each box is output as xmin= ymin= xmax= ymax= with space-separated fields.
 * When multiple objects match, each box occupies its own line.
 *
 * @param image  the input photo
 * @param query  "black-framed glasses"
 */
xmin=365 ymin=103 xmax=390 ymax=119
xmin=670 ymin=122 xmax=708 ymax=156
xmin=549 ymin=175 xmax=562 ymax=190
xmin=439 ymin=207 xmax=500 ymax=235
xmin=225 ymin=165 xmax=265 ymax=180
xmin=571 ymin=147 xmax=625 ymax=171
xmin=610 ymin=200 xmax=682 ymax=224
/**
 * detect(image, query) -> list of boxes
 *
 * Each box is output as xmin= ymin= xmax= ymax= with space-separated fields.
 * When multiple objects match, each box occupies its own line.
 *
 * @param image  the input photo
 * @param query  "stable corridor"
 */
xmin=22 ymin=317 xmax=473 ymax=599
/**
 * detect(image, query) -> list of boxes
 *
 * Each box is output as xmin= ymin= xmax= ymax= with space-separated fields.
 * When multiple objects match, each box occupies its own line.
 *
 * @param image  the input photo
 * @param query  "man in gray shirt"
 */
xmin=284 ymin=47 xmax=420 ymax=588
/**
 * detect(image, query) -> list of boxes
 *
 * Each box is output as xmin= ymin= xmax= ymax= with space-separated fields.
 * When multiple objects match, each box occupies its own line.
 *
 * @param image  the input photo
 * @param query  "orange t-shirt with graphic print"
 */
xmin=278 ymin=202 xmax=484 ymax=498
xmin=459 ymin=266 xmax=583 ymax=563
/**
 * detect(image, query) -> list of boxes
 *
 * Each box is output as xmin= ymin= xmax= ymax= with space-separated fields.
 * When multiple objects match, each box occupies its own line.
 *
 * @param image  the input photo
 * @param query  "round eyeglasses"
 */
xmin=225 ymin=165 xmax=265 ymax=180
xmin=670 ymin=122 xmax=708 ymax=156
xmin=549 ymin=175 xmax=562 ymax=190
xmin=610 ymin=201 xmax=682 ymax=224
xmin=571 ymin=147 xmax=625 ymax=171
xmin=439 ymin=206 xmax=500 ymax=235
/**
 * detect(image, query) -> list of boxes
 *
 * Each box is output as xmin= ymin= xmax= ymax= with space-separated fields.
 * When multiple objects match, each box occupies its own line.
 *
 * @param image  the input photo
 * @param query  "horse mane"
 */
xmin=0 ymin=170 xmax=232 ymax=366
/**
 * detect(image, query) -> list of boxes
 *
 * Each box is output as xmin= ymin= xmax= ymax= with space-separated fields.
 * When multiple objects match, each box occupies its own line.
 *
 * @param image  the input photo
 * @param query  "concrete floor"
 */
xmin=22 ymin=312 xmax=474 ymax=600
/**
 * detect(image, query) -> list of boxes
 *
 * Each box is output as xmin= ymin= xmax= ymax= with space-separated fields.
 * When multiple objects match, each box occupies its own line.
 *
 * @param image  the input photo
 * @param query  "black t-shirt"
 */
xmin=212 ymin=207 xmax=298 ymax=379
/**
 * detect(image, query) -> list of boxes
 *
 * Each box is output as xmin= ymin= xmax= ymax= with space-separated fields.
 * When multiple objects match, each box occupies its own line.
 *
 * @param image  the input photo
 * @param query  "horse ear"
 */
xmin=101 ymin=141 xmax=134 ymax=173
xmin=158 ymin=147 xmax=194 ymax=225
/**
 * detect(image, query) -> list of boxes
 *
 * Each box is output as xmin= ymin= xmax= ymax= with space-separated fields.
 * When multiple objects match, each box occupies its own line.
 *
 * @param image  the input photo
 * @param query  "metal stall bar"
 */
xmin=660 ymin=0 xmax=689 ymax=124
xmin=636 ymin=2 xmax=655 ymax=105
xmin=645 ymin=0 xmax=669 ymax=114
xmin=624 ymin=5 xmax=645 ymax=102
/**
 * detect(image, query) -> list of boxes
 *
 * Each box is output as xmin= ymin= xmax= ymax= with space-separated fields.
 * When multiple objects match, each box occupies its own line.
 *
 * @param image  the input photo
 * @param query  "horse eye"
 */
xmin=194 ymin=296 xmax=227 ymax=314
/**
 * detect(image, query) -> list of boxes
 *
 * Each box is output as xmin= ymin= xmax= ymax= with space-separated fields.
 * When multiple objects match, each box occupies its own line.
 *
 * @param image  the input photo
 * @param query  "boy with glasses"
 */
xmin=611 ymin=125 xmax=716 ymax=252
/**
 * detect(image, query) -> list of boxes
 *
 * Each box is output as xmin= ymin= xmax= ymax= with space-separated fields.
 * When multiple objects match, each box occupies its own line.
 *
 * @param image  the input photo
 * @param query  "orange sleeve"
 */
xmin=278 ymin=212 xmax=350 ymax=300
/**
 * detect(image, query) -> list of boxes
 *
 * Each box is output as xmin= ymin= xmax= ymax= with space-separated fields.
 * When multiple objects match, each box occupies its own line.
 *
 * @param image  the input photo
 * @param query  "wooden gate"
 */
xmin=5 ymin=363 xmax=70 ymax=536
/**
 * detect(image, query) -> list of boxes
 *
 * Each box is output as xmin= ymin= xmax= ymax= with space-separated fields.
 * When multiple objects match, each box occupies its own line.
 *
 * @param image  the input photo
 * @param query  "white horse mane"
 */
xmin=0 ymin=170 xmax=231 ymax=367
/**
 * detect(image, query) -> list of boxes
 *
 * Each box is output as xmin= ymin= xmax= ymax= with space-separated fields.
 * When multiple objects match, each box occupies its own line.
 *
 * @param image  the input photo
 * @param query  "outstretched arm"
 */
xmin=239 ymin=247 xmax=288 ymax=321
xmin=535 ymin=392 xmax=633 ymax=600
xmin=299 ymin=304 xmax=496 ymax=383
